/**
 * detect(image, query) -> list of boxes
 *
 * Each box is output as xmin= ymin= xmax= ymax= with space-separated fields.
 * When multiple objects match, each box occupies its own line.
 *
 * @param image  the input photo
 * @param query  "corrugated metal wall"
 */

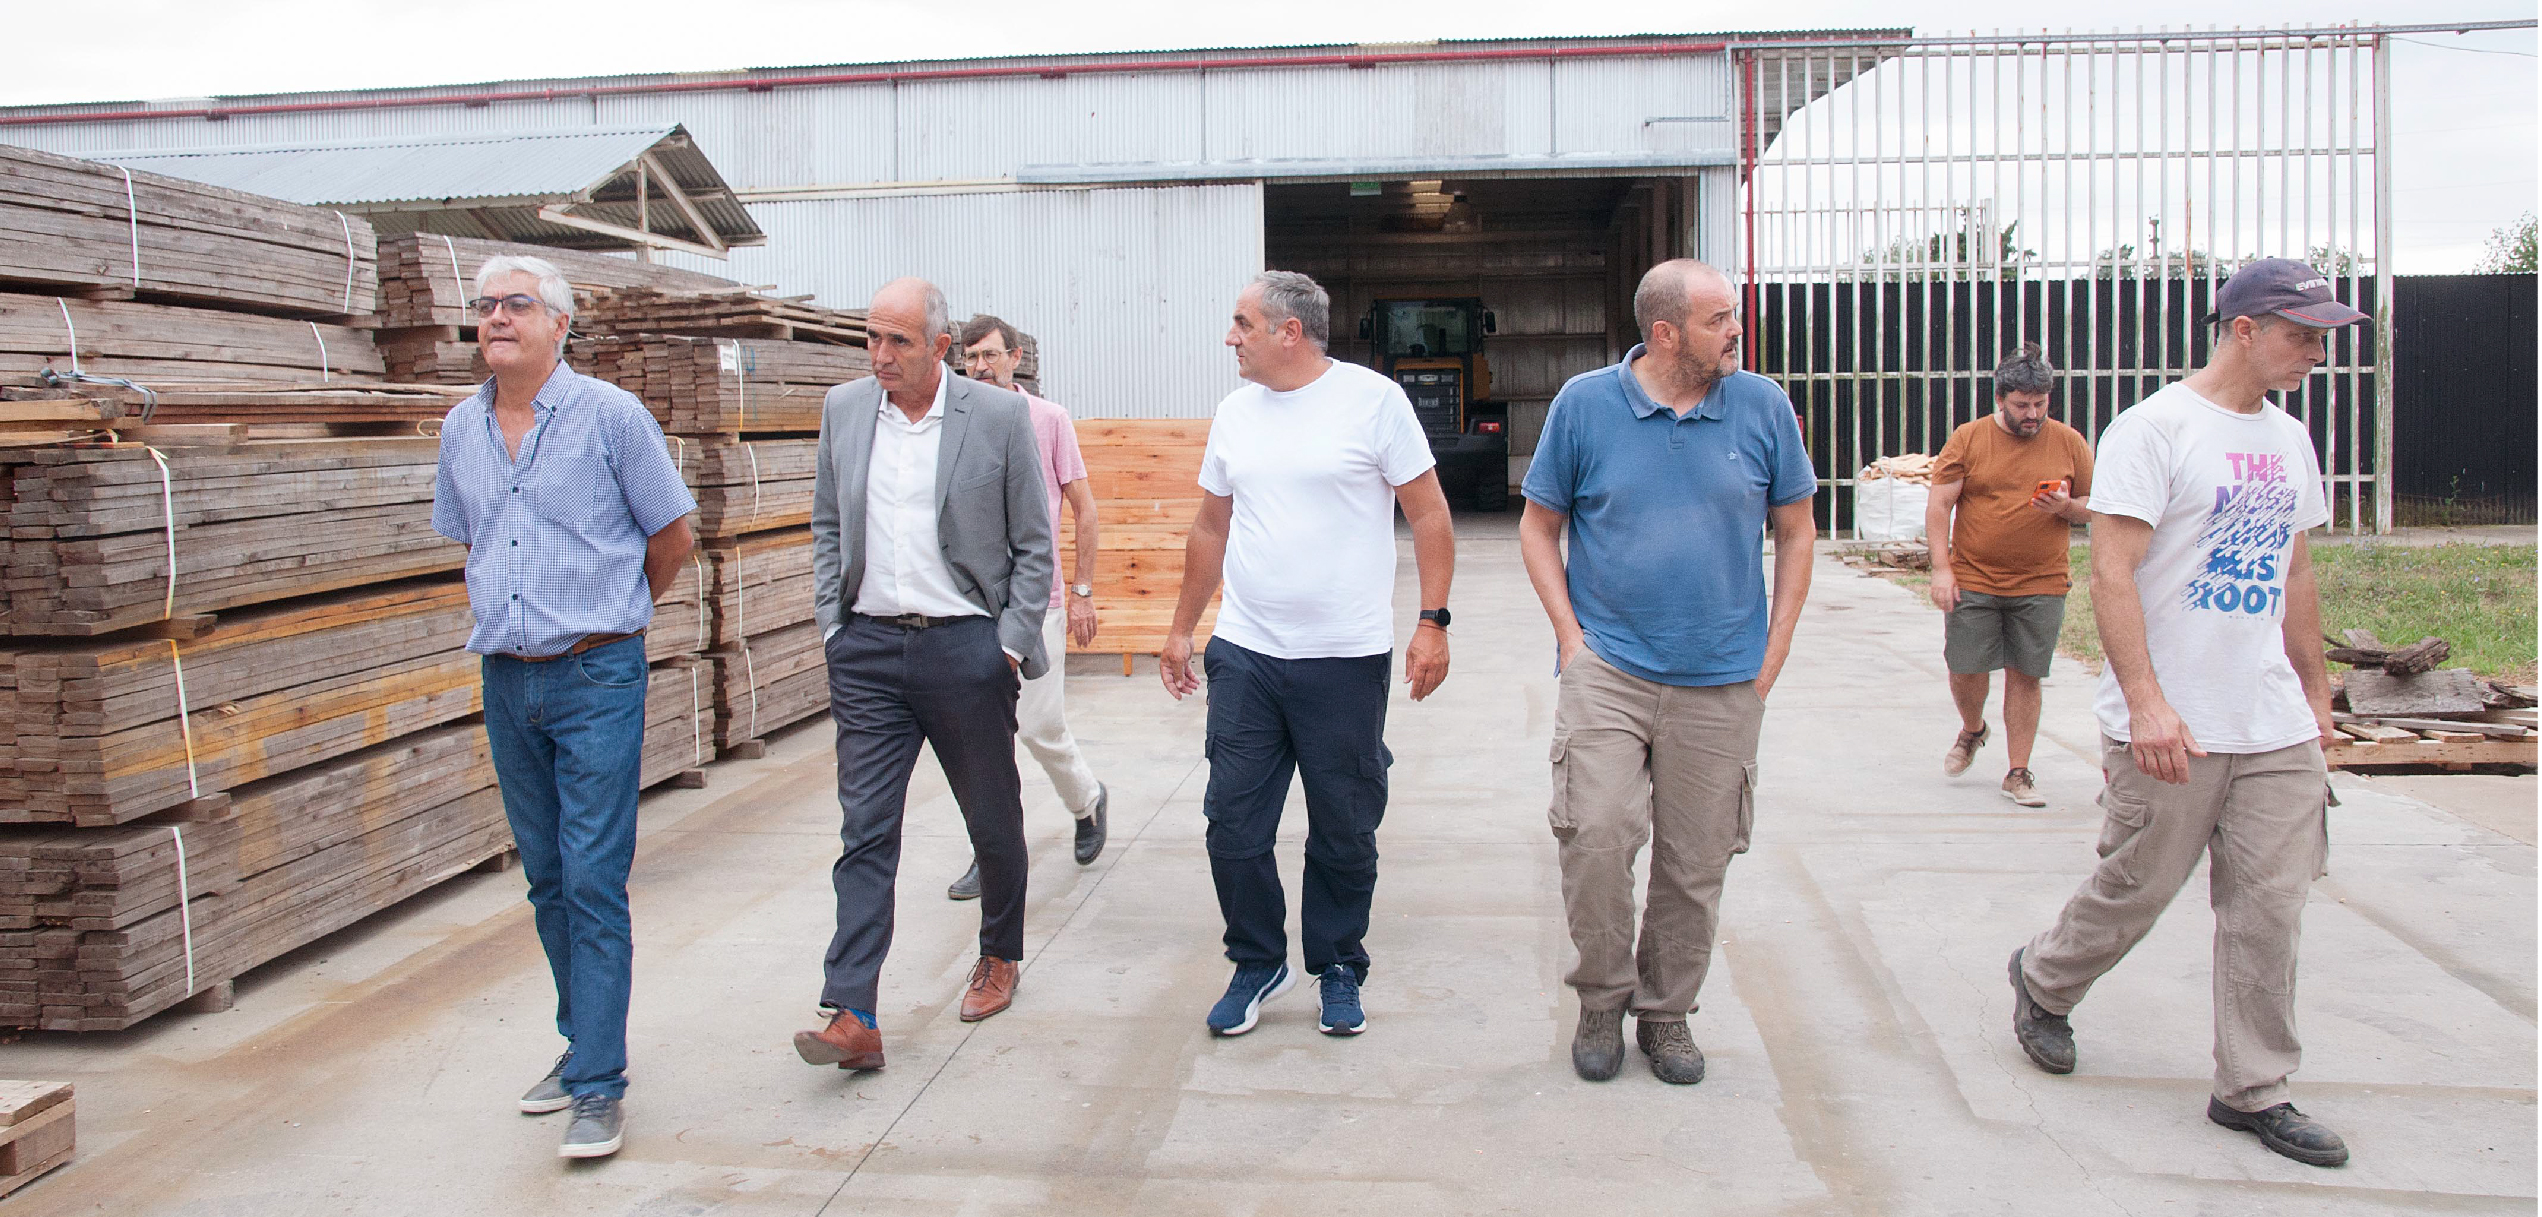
xmin=649 ymin=184 xmax=1263 ymax=417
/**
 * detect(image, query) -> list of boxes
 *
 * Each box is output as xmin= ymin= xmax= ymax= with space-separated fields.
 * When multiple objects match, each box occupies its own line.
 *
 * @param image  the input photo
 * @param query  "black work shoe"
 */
xmin=1635 ymin=1019 xmax=1706 ymax=1085
xmin=947 ymin=861 xmax=981 ymax=901
xmin=2008 ymin=948 xmax=2076 ymax=1074
xmin=1572 ymin=1006 xmax=1625 ymax=1081
xmin=2207 ymin=1098 xmax=2350 ymax=1167
xmin=1074 ymin=784 xmax=1109 ymax=865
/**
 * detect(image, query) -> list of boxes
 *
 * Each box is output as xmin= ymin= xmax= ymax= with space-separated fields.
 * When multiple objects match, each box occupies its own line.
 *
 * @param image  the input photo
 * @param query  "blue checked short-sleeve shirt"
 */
xmin=431 ymin=364 xmax=697 ymax=657
xmin=1522 ymin=350 xmax=1818 ymax=686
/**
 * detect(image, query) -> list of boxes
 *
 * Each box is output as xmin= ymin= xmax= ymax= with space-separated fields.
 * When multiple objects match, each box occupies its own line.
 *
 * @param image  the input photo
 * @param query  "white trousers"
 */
xmin=1018 ymin=608 xmax=1101 ymax=816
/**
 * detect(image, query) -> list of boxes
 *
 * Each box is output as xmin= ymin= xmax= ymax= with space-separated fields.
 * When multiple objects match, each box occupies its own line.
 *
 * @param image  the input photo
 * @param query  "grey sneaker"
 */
xmin=1572 ymin=1006 xmax=1625 ymax=1081
xmin=947 ymin=860 xmax=981 ymax=901
xmin=2009 ymin=948 xmax=2076 ymax=1074
xmin=519 ymin=1051 xmax=572 ymax=1114
xmin=1635 ymin=1019 xmax=1706 ymax=1085
xmin=559 ymin=1093 xmax=623 ymax=1159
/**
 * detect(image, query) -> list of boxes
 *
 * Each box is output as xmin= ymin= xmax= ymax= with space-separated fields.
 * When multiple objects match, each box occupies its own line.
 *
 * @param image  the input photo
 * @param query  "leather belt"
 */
xmin=503 ymin=631 xmax=641 ymax=663
xmin=860 ymin=612 xmax=972 ymax=630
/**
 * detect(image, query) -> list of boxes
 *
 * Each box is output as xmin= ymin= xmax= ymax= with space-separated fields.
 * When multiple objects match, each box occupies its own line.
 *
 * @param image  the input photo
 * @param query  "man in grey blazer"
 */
xmin=793 ymin=277 xmax=1055 ymax=1072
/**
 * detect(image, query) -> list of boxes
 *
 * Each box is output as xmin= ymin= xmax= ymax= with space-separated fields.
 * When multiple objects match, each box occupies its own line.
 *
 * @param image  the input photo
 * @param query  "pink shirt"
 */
xmin=1025 ymin=392 xmax=1088 ymax=608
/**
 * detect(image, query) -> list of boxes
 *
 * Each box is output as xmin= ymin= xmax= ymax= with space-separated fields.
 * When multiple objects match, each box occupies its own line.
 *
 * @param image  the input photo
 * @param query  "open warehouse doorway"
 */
xmin=1265 ymin=176 xmax=1701 ymax=507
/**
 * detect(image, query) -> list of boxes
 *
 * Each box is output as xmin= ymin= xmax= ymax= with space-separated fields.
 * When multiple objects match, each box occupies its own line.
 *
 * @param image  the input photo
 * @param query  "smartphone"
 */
xmin=2035 ymin=479 xmax=2066 ymax=496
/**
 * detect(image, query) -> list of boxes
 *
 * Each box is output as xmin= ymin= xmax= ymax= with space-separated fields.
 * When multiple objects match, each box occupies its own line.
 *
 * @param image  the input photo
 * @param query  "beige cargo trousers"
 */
xmin=2019 ymin=734 xmax=2330 ymax=1112
xmin=1548 ymin=648 xmax=1765 ymax=1018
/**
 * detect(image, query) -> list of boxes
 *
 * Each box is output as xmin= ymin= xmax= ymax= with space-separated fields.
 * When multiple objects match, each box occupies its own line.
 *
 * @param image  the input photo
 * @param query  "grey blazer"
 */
xmin=810 ymin=371 xmax=1056 ymax=678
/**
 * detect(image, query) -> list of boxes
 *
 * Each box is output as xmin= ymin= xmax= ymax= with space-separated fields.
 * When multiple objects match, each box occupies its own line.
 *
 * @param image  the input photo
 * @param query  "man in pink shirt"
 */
xmin=947 ymin=315 xmax=1108 ymax=898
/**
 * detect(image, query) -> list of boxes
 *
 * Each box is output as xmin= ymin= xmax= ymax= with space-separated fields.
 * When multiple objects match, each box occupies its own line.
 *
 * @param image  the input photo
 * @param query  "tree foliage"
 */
xmin=2475 ymin=212 xmax=2538 ymax=274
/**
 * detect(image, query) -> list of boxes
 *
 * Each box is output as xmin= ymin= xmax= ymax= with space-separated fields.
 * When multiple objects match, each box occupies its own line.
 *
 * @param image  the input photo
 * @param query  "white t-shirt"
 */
xmin=1198 ymin=359 xmax=1436 ymax=659
xmin=2089 ymin=383 xmax=2331 ymax=753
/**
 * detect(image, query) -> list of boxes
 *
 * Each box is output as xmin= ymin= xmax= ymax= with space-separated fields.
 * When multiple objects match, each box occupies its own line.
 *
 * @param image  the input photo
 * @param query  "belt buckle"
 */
xmin=889 ymin=613 xmax=928 ymax=630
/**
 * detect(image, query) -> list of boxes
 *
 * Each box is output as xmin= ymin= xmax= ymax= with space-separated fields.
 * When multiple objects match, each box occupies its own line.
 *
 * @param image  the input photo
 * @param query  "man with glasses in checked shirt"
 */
xmin=431 ymin=255 xmax=697 ymax=1161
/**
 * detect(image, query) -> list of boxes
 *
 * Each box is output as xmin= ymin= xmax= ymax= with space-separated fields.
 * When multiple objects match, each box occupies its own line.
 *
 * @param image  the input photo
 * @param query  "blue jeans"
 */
xmin=480 ymin=634 xmax=648 ymax=1100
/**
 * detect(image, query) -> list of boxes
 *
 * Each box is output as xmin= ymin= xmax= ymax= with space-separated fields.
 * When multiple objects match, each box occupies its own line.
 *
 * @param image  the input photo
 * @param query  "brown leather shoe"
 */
xmin=792 ymin=1011 xmax=885 ymax=1071
xmin=960 ymin=956 xmax=1019 ymax=1022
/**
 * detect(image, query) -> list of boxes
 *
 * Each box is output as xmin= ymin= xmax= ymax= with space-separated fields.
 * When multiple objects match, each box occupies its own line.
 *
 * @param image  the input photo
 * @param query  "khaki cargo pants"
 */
xmin=1549 ymin=648 xmax=1765 ymax=1019
xmin=2019 ymin=735 xmax=2330 ymax=1112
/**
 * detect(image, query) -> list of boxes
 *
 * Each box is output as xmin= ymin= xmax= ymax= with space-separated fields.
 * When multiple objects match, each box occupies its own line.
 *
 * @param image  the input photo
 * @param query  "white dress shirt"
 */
xmin=853 ymin=370 xmax=985 ymax=622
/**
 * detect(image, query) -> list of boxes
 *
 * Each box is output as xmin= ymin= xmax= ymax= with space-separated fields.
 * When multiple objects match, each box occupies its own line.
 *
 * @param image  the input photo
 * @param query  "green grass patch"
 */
xmin=2060 ymin=541 xmax=2535 ymax=683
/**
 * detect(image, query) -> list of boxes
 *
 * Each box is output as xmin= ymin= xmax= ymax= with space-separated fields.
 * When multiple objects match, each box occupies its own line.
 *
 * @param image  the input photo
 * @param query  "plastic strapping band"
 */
xmin=691 ymin=553 xmax=708 ymax=653
xmin=307 ymin=322 xmax=331 ymax=383
xmin=144 ymin=446 xmax=179 ymax=619
xmin=165 ymin=640 xmax=201 ymax=798
xmin=741 ymin=641 xmax=760 ymax=741
xmin=169 ymin=825 xmax=197 ymax=998
xmin=56 ymin=298 xmax=78 ymax=372
xmin=743 ymin=442 xmax=763 ymax=528
xmin=440 ymin=235 xmax=465 ymax=313
xmin=118 ymin=166 xmax=142 ymax=288
xmin=334 ymin=211 xmax=357 ymax=312
xmin=687 ymin=666 xmax=705 ymax=766
xmin=734 ymin=549 xmax=747 ymax=642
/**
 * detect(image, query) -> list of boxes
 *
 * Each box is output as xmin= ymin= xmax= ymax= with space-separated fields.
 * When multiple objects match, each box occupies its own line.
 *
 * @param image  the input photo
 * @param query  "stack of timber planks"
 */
xmin=1066 ymin=420 xmax=1219 ymax=670
xmin=373 ymin=234 xmax=742 ymax=385
xmin=0 ymin=1082 xmax=73 ymax=1198
xmin=572 ymin=334 xmax=864 ymax=434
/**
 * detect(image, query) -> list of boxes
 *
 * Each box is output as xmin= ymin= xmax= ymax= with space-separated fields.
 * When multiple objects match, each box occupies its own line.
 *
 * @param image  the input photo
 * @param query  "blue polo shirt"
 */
xmin=1521 ymin=348 xmax=1817 ymax=686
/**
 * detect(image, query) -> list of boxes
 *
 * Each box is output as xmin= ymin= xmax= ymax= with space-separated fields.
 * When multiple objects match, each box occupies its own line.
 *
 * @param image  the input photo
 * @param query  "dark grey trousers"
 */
xmin=820 ymin=613 xmax=1027 ymax=1013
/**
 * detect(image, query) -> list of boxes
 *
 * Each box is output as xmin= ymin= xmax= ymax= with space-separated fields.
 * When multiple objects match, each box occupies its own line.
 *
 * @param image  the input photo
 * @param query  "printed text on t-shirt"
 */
xmin=2181 ymin=451 xmax=2299 ymax=618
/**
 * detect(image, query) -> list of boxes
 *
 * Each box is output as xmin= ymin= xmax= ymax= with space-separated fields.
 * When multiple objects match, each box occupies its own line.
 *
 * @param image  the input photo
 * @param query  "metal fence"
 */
xmin=1737 ymin=26 xmax=2410 ymax=533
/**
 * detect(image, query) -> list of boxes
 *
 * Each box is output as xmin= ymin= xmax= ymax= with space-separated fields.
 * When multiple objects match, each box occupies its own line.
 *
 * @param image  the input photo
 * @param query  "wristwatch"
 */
xmin=1070 ymin=583 xmax=1094 ymax=598
xmin=1418 ymin=607 xmax=1452 ymax=629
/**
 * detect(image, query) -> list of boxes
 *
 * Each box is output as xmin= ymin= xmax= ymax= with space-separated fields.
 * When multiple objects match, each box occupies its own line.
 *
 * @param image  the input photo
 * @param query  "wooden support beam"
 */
xmin=534 ymin=206 xmax=728 ymax=260
xmin=640 ymin=153 xmax=727 ymax=253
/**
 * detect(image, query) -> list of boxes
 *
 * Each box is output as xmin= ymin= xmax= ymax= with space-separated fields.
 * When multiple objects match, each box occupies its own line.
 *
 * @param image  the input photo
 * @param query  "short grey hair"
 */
xmin=917 ymin=282 xmax=951 ymax=342
xmin=473 ymin=255 xmax=575 ymax=317
xmin=1992 ymin=341 xmax=2056 ymax=398
xmin=1632 ymin=259 xmax=1732 ymax=339
xmin=1249 ymin=270 xmax=1329 ymax=349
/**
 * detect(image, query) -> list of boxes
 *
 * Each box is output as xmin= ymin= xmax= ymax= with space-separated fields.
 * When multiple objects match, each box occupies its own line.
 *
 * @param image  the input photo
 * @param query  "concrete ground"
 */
xmin=8 ymin=514 xmax=2533 ymax=1216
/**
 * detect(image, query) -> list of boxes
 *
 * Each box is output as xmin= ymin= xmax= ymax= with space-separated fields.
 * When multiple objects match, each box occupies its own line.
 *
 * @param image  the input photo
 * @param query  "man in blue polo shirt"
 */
xmin=1519 ymin=259 xmax=1817 ymax=1086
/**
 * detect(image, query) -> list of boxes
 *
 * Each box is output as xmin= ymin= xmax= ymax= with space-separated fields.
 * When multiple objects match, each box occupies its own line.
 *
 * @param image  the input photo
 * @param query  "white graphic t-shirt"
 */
xmin=1198 ymin=359 xmax=1436 ymax=659
xmin=2089 ymin=383 xmax=2331 ymax=753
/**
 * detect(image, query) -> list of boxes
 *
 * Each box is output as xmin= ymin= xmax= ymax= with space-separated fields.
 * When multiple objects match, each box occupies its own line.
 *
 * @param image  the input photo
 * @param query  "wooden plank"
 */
xmin=2344 ymin=669 xmax=2493 ymax=718
xmin=2325 ymin=735 xmax=2537 ymax=770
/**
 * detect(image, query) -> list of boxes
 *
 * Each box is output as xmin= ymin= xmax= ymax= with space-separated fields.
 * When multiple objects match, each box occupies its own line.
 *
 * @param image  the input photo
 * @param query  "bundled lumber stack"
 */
xmin=1066 ymin=420 xmax=1218 ymax=668
xmin=3 ymin=384 xmax=468 ymax=431
xmin=0 ymin=1082 xmax=73 ymax=1198
xmin=0 ymin=294 xmax=382 ymax=391
xmin=650 ymin=552 xmax=714 ymax=664
xmin=0 ymin=725 xmax=505 ymax=1030
xmin=670 ymin=437 xmax=816 ymax=537
xmin=2322 ymin=629 xmax=2538 ymax=771
xmin=641 ymin=657 xmax=713 ymax=789
xmin=697 ymin=532 xmax=823 ymax=753
xmin=1 ymin=583 xmax=477 ymax=826
xmin=0 ymin=143 xmax=377 ymax=319
xmin=577 ymin=287 xmax=870 ymax=346
xmin=376 ymin=234 xmax=736 ymax=331
xmin=0 ymin=438 xmax=459 ymax=636
xmin=573 ymin=335 xmax=864 ymax=435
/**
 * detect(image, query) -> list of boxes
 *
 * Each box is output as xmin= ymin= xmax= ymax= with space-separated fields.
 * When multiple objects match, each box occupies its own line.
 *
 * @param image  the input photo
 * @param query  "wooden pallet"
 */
xmin=1065 ymin=419 xmax=1219 ymax=671
xmin=2329 ymin=707 xmax=2537 ymax=770
xmin=0 ymin=1082 xmax=72 ymax=1199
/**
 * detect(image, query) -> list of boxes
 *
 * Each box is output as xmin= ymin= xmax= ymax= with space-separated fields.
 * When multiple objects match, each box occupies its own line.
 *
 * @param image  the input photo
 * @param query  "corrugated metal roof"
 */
xmin=71 ymin=124 xmax=765 ymax=253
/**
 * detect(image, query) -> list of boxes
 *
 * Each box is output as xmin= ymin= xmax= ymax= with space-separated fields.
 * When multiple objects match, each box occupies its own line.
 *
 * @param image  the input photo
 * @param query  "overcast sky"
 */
xmin=2 ymin=1 xmax=2530 ymax=271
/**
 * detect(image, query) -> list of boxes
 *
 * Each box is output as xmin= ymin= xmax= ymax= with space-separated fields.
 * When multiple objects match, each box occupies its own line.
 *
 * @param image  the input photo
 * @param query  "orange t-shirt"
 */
xmin=1931 ymin=416 xmax=2094 ymax=596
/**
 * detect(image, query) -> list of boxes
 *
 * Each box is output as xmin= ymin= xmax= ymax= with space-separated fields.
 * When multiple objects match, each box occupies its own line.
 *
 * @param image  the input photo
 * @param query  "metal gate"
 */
xmin=1734 ymin=24 xmax=2462 ymax=535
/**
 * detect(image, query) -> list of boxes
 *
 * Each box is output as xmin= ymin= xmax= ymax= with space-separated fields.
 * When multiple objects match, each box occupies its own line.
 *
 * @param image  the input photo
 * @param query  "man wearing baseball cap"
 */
xmin=2006 ymin=258 xmax=2362 ymax=1167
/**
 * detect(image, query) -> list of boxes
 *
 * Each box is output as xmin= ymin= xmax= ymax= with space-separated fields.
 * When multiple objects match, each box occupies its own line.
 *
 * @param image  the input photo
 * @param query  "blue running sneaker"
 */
xmin=1207 ymin=963 xmax=1292 ymax=1036
xmin=1317 ymin=966 xmax=1365 ymax=1036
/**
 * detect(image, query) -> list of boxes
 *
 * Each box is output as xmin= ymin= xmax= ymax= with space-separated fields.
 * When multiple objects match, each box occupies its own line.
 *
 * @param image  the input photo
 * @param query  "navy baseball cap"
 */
xmin=2213 ymin=257 xmax=2368 ymax=327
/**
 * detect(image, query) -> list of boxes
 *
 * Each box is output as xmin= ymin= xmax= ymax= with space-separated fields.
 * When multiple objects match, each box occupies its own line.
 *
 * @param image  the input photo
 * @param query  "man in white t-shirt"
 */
xmin=1160 ymin=270 xmax=1457 ymax=1040
xmin=2008 ymin=258 xmax=2361 ymax=1169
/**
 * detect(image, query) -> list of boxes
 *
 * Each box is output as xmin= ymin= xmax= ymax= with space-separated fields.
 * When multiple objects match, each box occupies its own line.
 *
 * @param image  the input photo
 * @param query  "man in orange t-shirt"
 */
xmin=1924 ymin=343 xmax=2094 ymax=806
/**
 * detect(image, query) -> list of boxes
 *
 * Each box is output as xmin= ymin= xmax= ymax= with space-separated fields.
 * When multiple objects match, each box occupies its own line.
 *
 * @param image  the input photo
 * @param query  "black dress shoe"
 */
xmin=947 ymin=861 xmax=981 ymax=901
xmin=2207 ymin=1098 xmax=2350 ymax=1167
xmin=1073 ymin=784 xmax=1109 ymax=865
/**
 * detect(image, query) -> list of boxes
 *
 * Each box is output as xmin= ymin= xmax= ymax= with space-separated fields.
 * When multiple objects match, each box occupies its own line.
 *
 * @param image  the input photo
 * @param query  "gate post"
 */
xmin=2373 ymin=34 xmax=2397 ymax=535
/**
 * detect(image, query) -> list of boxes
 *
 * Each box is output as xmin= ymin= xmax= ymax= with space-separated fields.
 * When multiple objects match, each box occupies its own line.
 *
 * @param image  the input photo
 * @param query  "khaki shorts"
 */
xmin=1943 ymin=591 xmax=2064 ymax=678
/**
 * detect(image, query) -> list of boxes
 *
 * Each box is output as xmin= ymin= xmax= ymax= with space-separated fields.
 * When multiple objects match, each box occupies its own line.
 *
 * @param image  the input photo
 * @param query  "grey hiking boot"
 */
xmin=1635 ymin=1019 xmax=1706 ymax=1085
xmin=1572 ymin=1006 xmax=1625 ymax=1081
xmin=519 ymin=1051 xmax=572 ymax=1114
xmin=559 ymin=1093 xmax=624 ymax=1159
xmin=2009 ymin=948 xmax=2076 ymax=1074
xmin=2206 ymin=1097 xmax=2350 ymax=1167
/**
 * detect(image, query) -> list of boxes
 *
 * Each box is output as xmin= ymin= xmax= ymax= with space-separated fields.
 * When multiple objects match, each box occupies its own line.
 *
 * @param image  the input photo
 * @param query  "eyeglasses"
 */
xmin=468 ymin=294 xmax=554 ymax=320
xmin=966 ymin=348 xmax=1011 ymax=361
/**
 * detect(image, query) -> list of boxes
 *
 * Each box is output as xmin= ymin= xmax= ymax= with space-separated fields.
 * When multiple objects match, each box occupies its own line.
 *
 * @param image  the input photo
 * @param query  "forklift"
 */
xmin=1357 ymin=297 xmax=1510 ymax=511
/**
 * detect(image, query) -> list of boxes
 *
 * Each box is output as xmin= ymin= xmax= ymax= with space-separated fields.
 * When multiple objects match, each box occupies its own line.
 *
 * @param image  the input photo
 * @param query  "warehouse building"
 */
xmin=0 ymin=32 xmax=1902 ymax=487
